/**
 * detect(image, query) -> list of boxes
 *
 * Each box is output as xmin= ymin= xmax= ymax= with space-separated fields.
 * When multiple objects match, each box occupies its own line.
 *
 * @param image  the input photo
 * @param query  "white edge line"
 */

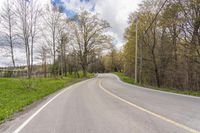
xmin=98 ymin=79 xmax=200 ymax=133
xmin=13 ymin=79 xmax=91 ymax=133
xmin=111 ymin=74 xmax=200 ymax=99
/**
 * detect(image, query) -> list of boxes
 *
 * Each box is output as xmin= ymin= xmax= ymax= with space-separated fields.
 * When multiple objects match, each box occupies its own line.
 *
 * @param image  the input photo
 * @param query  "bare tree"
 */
xmin=29 ymin=0 xmax=42 ymax=73
xmin=36 ymin=44 xmax=51 ymax=77
xmin=57 ymin=22 xmax=70 ymax=77
xmin=43 ymin=5 xmax=62 ymax=67
xmin=15 ymin=0 xmax=30 ymax=78
xmin=69 ymin=10 xmax=112 ymax=77
xmin=0 ymin=0 xmax=16 ymax=68
xmin=15 ymin=0 xmax=41 ymax=78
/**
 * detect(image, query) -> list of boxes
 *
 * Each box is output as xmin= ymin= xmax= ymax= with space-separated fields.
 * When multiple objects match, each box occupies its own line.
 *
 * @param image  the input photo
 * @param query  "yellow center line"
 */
xmin=98 ymin=79 xmax=200 ymax=133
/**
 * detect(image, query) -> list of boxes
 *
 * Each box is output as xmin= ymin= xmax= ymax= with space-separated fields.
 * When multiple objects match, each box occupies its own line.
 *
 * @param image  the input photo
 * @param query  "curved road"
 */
xmin=1 ymin=74 xmax=200 ymax=133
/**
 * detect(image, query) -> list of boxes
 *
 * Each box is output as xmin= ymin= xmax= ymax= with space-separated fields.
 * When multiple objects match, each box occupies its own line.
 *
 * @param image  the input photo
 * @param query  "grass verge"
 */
xmin=0 ymin=73 xmax=93 ymax=123
xmin=114 ymin=72 xmax=200 ymax=97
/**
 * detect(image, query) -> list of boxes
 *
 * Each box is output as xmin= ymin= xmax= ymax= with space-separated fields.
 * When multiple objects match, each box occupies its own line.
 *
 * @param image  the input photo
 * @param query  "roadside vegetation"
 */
xmin=0 ymin=73 xmax=93 ymax=123
xmin=114 ymin=72 xmax=200 ymax=97
xmin=114 ymin=72 xmax=135 ymax=84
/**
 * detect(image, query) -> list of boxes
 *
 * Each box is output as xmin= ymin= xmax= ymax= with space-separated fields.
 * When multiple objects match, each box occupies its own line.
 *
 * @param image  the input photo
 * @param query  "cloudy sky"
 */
xmin=0 ymin=0 xmax=141 ymax=66
xmin=51 ymin=0 xmax=141 ymax=47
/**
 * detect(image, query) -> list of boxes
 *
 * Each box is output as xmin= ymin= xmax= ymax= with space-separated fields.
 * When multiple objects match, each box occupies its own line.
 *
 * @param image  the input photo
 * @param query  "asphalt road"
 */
xmin=1 ymin=74 xmax=200 ymax=133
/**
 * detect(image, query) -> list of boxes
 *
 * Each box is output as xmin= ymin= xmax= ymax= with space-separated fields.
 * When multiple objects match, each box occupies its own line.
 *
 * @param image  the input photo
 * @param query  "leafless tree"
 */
xmin=29 ymin=0 xmax=42 ymax=73
xmin=43 ymin=5 xmax=62 ymax=66
xmin=0 ymin=0 xmax=16 ymax=68
xmin=57 ymin=21 xmax=70 ymax=77
xmin=15 ymin=0 xmax=41 ymax=78
xmin=36 ymin=44 xmax=51 ymax=77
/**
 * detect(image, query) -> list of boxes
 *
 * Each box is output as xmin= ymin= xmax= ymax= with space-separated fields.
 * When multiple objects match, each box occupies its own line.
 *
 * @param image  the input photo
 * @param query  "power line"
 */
xmin=144 ymin=0 xmax=168 ymax=34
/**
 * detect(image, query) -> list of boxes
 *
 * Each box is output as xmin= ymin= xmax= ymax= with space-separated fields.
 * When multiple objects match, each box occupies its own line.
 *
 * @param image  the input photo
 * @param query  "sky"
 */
xmin=0 ymin=0 xmax=141 ymax=66
xmin=51 ymin=0 xmax=141 ymax=47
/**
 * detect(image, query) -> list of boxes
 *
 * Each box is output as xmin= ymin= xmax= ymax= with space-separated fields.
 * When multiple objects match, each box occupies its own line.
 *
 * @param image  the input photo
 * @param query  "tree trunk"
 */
xmin=152 ymin=50 xmax=160 ymax=87
xmin=27 ymin=40 xmax=31 ymax=79
xmin=31 ymin=37 xmax=34 ymax=74
xmin=10 ymin=40 xmax=15 ymax=68
xmin=82 ymin=64 xmax=88 ymax=77
xmin=82 ymin=53 xmax=88 ymax=77
xmin=9 ymin=19 xmax=15 ymax=68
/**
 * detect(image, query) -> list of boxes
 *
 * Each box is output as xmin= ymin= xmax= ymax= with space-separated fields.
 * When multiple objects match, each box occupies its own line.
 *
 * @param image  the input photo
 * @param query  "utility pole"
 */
xmin=135 ymin=17 xmax=138 ymax=83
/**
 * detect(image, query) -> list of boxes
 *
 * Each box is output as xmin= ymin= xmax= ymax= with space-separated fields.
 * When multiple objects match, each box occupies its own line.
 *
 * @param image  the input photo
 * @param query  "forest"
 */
xmin=117 ymin=0 xmax=200 ymax=91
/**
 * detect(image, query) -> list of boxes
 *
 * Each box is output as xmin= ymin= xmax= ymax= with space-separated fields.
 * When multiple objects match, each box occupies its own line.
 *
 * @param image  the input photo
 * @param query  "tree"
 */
xmin=102 ymin=45 xmax=123 ymax=72
xmin=0 ymin=0 xmax=16 ymax=68
xmin=36 ymin=44 xmax=51 ymax=77
xmin=15 ymin=0 xmax=41 ymax=78
xmin=29 ymin=0 xmax=42 ymax=73
xmin=15 ymin=0 xmax=31 ymax=78
xmin=43 ymin=5 xmax=62 ymax=72
xmin=69 ymin=10 xmax=112 ymax=77
xmin=57 ymin=22 xmax=70 ymax=77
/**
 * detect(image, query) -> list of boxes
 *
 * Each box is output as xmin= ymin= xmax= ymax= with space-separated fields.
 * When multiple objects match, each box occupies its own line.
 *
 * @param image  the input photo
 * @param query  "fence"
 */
xmin=0 ymin=69 xmax=51 ymax=78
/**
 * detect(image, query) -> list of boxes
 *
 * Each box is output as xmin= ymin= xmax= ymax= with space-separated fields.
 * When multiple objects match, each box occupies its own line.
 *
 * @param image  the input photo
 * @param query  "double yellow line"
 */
xmin=98 ymin=79 xmax=200 ymax=133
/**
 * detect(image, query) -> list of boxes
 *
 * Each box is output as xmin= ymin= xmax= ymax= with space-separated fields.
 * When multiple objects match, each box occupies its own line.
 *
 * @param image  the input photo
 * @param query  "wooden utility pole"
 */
xmin=135 ymin=18 xmax=138 ymax=83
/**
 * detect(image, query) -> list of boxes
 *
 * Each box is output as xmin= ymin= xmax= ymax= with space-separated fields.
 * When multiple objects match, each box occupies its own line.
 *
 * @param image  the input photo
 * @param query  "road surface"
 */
xmin=1 ymin=74 xmax=200 ymax=133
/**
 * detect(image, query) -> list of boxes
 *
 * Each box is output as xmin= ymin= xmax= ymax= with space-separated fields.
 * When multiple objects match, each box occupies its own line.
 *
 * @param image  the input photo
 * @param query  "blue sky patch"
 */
xmin=80 ymin=0 xmax=90 ymax=2
xmin=51 ymin=0 xmax=95 ymax=18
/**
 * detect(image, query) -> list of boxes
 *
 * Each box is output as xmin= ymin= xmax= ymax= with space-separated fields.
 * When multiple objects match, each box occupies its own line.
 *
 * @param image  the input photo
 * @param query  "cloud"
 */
xmin=52 ymin=0 xmax=141 ymax=48
xmin=0 ymin=48 xmax=26 ymax=67
xmin=63 ymin=0 xmax=95 ymax=12
xmin=12 ymin=0 xmax=140 ymax=49
xmin=94 ymin=0 xmax=140 ymax=48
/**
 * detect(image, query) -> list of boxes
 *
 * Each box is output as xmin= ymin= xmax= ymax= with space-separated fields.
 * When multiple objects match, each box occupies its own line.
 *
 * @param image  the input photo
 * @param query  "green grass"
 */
xmin=114 ymin=72 xmax=135 ymax=84
xmin=114 ymin=72 xmax=200 ymax=97
xmin=0 ymin=73 xmax=93 ymax=123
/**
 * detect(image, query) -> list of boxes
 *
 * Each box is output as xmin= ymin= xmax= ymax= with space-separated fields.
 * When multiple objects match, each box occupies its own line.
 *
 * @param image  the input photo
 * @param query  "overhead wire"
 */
xmin=144 ymin=0 xmax=168 ymax=34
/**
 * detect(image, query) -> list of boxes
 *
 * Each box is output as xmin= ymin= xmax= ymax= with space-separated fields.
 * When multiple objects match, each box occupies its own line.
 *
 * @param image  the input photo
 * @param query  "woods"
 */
xmin=121 ymin=0 xmax=200 ymax=91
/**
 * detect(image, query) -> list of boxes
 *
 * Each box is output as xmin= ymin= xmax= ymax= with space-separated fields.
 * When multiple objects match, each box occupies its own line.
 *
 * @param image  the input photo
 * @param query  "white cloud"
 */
xmin=94 ymin=0 xmax=140 ymax=48
xmin=62 ymin=0 xmax=95 ymax=12
xmin=0 ymin=48 xmax=26 ymax=67
xmin=60 ymin=0 xmax=141 ymax=48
